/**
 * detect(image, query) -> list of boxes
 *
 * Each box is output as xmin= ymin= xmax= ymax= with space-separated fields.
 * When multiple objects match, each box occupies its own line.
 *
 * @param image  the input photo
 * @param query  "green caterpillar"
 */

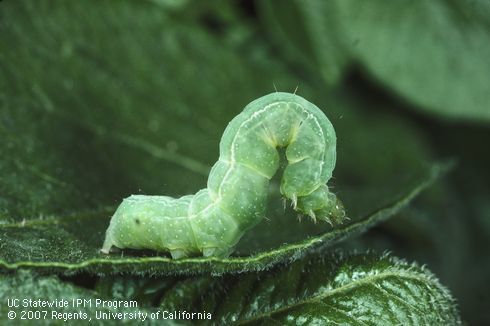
xmin=101 ymin=92 xmax=345 ymax=258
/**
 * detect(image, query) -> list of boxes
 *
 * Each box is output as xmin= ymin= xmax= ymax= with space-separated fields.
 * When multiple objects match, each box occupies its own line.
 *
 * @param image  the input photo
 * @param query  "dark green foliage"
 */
xmin=260 ymin=0 xmax=490 ymax=120
xmin=0 ymin=270 xmax=161 ymax=325
xmin=98 ymin=252 xmax=461 ymax=325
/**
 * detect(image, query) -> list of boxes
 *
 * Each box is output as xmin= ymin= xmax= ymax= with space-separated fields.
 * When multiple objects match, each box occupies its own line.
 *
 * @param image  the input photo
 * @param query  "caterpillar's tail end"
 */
xmin=100 ymin=242 xmax=112 ymax=255
xmin=295 ymin=185 xmax=347 ymax=226
xmin=101 ymin=232 xmax=115 ymax=254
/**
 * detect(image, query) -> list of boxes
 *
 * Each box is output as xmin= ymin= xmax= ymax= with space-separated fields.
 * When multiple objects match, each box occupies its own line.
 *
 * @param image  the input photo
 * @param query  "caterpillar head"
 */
xmin=295 ymin=185 xmax=346 ymax=225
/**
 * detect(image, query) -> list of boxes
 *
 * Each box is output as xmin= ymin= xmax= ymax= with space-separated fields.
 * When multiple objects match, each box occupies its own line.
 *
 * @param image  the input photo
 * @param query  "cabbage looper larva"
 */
xmin=101 ymin=92 xmax=345 ymax=258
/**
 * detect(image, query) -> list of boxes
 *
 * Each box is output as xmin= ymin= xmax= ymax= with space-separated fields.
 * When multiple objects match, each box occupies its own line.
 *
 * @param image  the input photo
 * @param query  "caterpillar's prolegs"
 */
xmin=170 ymin=249 xmax=186 ymax=260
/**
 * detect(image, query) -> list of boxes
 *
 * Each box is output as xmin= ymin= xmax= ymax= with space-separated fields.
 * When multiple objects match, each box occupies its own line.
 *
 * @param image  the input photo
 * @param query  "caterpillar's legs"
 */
xmin=202 ymin=247 xmax=232 ymax=258
xmin=290 ymin=193 xmax=298 ymax=209
xmin=308 ymin=210 xmax=317 ymax=223
xmin=203 ymin=248 xmax=216 ymax=257
xmin=169 ymin=247 xmax=233 ymax=260
xmin=170 ymin=249 xmax=187 ymax=259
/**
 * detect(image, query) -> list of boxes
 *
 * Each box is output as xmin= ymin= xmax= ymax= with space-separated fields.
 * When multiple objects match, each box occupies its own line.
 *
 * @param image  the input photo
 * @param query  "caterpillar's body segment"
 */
xmin=102 ymin=92 xmax=346 ymax=258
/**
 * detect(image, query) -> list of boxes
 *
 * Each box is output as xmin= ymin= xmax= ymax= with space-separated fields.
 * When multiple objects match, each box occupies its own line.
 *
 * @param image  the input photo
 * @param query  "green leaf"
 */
xmin=0 ymin=161 xmax=449 ymax=276
xmin=0 ymin=0 xmax=449 ymax=276
xmin=142 ymin=252 xmax=461 ymax=324
xmin=260 ymin=0 xmax=490 ymax=121
xmin=0 ymin=271 xmax=160 ymax=325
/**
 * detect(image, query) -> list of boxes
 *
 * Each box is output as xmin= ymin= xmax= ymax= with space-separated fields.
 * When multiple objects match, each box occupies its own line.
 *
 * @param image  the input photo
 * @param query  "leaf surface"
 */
xmin=0 ymin=271 xmax=161 ymax=325
xmin=110 ymin=252 xmax=462 ymax=325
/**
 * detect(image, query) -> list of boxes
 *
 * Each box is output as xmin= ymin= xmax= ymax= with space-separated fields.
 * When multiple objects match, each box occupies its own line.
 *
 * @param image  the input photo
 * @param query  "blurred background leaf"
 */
xmin=260 ymin=0 xmax=490 ymax=121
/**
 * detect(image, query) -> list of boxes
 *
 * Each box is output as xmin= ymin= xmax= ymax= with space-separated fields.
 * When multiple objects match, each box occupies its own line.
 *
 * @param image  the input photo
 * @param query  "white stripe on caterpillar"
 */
xmin=101 ymin=92 xmax=345 ymax=258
